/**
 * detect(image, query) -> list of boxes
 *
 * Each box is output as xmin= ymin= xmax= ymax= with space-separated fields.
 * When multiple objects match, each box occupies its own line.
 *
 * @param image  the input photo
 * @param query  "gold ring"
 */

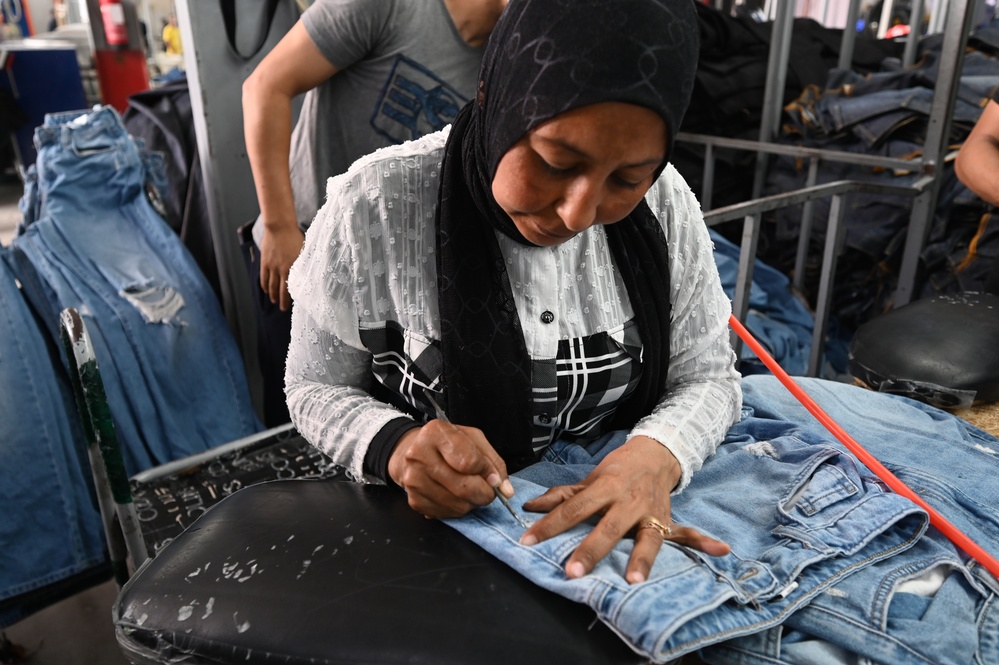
xmin=637 ymin=516 xmax=673 ymax=540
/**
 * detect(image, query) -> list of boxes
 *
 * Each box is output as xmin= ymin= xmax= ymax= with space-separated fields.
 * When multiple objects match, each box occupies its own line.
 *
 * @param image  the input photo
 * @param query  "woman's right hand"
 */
xmin=388 ymin=420 xmax=513 ymax=518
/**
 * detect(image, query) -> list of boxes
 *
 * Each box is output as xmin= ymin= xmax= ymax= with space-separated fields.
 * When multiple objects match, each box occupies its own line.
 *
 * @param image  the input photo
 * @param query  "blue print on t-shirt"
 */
xmin=372 ymin=55 xmax=469 ymax=143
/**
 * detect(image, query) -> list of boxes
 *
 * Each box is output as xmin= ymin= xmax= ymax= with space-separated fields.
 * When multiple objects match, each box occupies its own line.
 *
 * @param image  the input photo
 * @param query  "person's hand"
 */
xmin=388 ymin=419 xmax=513 ymax=518
xmin=259 ymin=223 xmax=305 ymax=311
xmin=519 ymin=435 xmax=730 ymax=584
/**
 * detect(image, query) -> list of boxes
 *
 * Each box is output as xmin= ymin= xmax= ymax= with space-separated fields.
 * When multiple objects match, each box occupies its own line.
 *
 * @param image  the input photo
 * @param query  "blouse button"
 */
xmin=539 ymin=414 xmax=552 ymax=424
xmin=540 ymin=310 xmax=555 ymax=324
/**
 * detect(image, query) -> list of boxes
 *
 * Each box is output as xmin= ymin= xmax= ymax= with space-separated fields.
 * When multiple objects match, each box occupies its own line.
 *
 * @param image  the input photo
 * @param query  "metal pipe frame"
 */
xmin=893 ymin=0 xmax=974 ymax=307
xmin=752 ymin=0 xmax=796 ymax=199
xmin=704 ymin=178 xmax=929 ymax=375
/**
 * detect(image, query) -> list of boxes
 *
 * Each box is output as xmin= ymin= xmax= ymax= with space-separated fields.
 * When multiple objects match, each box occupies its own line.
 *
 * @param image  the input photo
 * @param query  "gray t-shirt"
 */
xmin=253 ymin=0 xmax=484 ymax=246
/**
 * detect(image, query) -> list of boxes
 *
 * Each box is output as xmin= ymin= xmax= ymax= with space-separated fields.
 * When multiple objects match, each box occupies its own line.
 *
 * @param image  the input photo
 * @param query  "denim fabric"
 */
xmin=8 ymin=106 xmax=261 ymax=474
xmin=0 ymin=249 xmax=105 ymax=623
xmin=709 ymin=230 xmax=814 ymax=377
xmin=818 ymin=87 xmax=985 ymax=147
xmin=699 ymin=375 xmax=999 ymax=665
xmin=445 ymin=408 xmax=928 ymax=662
xmin=737 ymin=376 xmax=999 ymax=550
xmin=703 ymin=532 xmax=998 ymax=665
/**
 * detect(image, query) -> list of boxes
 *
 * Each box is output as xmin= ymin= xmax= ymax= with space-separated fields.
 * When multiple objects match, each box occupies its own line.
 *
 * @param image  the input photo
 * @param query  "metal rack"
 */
xmin=682 ymin=0 xmax=980 ymax=375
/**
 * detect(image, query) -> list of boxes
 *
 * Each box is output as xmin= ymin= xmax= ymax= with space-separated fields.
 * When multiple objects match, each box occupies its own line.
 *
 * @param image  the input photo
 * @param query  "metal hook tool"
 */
xmin=424 ymin=390 xmax=532 ymax=528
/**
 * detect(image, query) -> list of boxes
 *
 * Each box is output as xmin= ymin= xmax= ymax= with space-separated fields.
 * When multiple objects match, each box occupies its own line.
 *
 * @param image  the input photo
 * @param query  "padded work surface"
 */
xmin=129 ymin=429 xmax=343 ymax=555
xmin=849 ymin=292 xmax=999 ymax=407
xmin=115 ymin=479 xmax=642 ymax=665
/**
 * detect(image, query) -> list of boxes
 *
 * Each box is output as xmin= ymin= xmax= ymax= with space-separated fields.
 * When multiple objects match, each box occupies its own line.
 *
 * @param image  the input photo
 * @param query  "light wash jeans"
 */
xmin=445 ymin=381 xmax=931 ymax=662
xmin=700 ymin=376 xmax=999 ymax=665
xmin=9 ymin=106 xmax=261 ymax=475
xmin=0 ymin=250 xmax=106 ymax=624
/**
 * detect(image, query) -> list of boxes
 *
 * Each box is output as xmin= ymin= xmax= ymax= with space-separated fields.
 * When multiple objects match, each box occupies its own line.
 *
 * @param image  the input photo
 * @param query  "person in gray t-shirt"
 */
xmin=241 ymin=0 xmax=506 ymax=425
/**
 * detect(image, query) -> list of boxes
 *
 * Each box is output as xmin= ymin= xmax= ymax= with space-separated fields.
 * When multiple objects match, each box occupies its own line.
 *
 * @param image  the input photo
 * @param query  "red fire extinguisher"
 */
xmin=99 ymin=0 xmax=128 ymax=47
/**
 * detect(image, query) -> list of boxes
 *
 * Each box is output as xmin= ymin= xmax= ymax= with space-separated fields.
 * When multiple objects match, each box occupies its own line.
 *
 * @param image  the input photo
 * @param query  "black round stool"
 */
xmin=848 ymin=292 xmax=999 ymax=408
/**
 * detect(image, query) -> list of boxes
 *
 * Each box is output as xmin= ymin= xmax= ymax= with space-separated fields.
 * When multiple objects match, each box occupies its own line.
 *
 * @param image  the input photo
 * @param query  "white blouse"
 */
xmin=286 ymin=128 xmax=742 ymax=488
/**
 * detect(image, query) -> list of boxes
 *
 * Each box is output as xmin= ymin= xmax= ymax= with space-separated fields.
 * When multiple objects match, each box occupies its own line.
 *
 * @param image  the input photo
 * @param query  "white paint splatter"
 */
xmin=973 ymin=444 xmax=997 ymax=455
xmin=344 ymin=535 xmax=354 ymax=545
xmin=178 ymin=605 xmax=194 ymax=621
xmin=234 ymin=613 xmax=251 ymax=633
xmin=202 ymin=597 xmax=215 ymax=619
xmin=824 ymin=588 xmax=848 ymax=598
xmin=297 ymin=560 xmax=312 ymax=579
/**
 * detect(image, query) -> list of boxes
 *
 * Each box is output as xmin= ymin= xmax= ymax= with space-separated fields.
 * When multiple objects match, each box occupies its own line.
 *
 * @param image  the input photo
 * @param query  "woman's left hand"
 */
xmin=519 ymin=435 xmax=730 ymax=584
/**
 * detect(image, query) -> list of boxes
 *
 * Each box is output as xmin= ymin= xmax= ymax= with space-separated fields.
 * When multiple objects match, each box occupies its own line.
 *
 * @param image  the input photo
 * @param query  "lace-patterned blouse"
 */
xmin=286 ymin=128 xmax=742 ymax=488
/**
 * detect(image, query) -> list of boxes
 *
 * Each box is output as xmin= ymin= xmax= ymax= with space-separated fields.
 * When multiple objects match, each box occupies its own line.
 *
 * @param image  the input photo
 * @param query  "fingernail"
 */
xmin=520 ymin=534 xmax=538 ymax=546
xmin=566 ymin=561 xmax=585 ymax=579
xmin=487 ymin=473 xmax=501 ymax=487
xmin=499 ymin=479 xmax=514 ymax=497
xmin=626 ymin=571 xmax=646 ymax=584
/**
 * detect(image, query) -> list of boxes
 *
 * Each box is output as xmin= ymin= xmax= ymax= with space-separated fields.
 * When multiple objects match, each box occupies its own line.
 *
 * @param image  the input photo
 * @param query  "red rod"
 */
xmin=729 ymin=314 xmax=999 ymax=579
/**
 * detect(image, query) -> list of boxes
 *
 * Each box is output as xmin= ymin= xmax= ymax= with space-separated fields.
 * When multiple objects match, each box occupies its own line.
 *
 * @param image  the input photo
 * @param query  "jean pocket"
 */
xmin=779 ymin=445 xmax=863 ymax=527
xmin=71 ymin=127 xmax=121 ymax=158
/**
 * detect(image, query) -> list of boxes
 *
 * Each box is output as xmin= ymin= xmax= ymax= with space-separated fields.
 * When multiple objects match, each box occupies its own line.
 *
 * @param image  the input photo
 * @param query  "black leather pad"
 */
xmin=114 ymin=479 xmax=642 ymax=665
xmin=848 ymin=292 xmax=999 ymax=407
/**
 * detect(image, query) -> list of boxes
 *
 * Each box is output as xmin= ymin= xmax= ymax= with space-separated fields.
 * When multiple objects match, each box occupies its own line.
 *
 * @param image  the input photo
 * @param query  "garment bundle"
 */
xmin=0 ymin=106 xmax=261 ymax=624
xmin=446 ymin=376 xmax=999 ymax=664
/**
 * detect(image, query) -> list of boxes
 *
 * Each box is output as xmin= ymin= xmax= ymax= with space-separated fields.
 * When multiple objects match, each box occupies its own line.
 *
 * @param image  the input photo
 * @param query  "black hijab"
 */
xmin=435 ymin=0 xmax=700 ymax=470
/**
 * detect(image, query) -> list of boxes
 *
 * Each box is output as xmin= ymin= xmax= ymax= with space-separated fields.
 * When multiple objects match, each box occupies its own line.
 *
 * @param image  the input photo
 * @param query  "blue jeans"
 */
xmin=700 ymin=376 xmax=999 ymax=665
xmin=710 ymin=230 xmax=814 ymax=377
xmin=8 ymin=105 xmax=262 ymax=474
xmin=0 ymin=249 xmax=105 ymax=624
xmin=445 ymin=390 xmax=929 ymax=662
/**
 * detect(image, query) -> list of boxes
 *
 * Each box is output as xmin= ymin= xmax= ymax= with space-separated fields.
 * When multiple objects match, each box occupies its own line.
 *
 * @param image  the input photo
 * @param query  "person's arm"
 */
xmin=519 ymin=166 xmax=741 ymax=583
xmin=242 ymin=21 xmax=338 ymax=311
xmin=956 ymin=99 xmax=999 ymax=207
xmin=285 ymin=157 xmax=511 ymax=511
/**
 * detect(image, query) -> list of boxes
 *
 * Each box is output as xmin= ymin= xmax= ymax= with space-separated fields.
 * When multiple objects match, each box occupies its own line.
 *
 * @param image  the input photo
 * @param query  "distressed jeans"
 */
xmin=8 ymin=106 xmax=261 ymax=474
xmin=700 ymin=376 xmax=999 ymax=665
xmin=445 ymin=381 xmax=930 ymax=662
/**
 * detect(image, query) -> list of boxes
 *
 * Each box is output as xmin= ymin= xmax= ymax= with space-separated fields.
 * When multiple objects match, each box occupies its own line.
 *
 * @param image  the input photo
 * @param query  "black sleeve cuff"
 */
xmin=363 ymin=417 xmax=421 ymax=484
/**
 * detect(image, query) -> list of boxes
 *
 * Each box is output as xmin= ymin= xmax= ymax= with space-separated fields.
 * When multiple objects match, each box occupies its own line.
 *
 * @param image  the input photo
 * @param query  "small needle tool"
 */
xmin=424 ymin=390 xmax=532 ymax=528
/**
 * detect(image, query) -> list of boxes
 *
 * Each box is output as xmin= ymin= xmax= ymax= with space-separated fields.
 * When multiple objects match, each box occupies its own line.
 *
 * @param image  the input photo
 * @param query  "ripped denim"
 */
xmin=445 ymin=395 xmax=929 ymax=662
xmin=8 ymin=106 xmax=261 ymax=474
xmin=700 ymin=376 xmax=999 ymax=665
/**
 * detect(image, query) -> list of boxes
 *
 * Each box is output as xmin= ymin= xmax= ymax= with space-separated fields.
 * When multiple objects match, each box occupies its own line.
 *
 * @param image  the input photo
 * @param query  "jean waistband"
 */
xmin=35 ymin=105 xmax=133 ymax=154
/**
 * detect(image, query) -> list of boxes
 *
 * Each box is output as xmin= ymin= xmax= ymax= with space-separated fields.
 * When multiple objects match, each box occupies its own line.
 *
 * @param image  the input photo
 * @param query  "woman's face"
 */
xmin=491 ymin=102 xmax=666 ymax=247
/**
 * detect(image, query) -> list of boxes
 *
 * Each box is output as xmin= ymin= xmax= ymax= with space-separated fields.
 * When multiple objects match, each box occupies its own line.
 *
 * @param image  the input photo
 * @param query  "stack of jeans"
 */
xmin=0 ymin=249 xmax=105 ymax=627
xmin=1 ymin=105 xmax=262 ymax=623
xmin=446 ymin=376 xmax=998 ymax=664
xmin=9 ymin=106 xmax=261 ymax=475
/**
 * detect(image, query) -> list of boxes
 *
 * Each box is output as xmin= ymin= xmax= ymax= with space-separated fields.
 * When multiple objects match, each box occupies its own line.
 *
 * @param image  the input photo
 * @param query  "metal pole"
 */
xmin=893 ymin=0 xmax=974 ymax=307
xmin=877 ymin=0 xmax=895 ymax=38
xmin=838 ymin=0 xmax=862 ymax=69
xmin=730 ymin=212 xmax=762 ymax=359
xmin=793 ymin=157 xmax=821 ymax=294
xmin=808 ymin=194 xmax=846 ymax=377
xmin=702 ymin=143 xmax=716 ymax=212
xmin=752 ymin=1 xmax=795 ymax=199
xmin=902 ymin=0 xmax=926 ymax=68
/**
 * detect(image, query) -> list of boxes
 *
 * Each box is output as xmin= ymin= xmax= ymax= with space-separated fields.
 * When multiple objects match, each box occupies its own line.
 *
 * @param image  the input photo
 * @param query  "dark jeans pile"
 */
xmin=760 ymin=37 xmax=999 ymax=334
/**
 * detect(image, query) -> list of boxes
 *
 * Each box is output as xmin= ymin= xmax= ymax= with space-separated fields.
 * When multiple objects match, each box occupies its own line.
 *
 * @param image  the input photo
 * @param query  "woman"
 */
xmin=286 ymin=0 xmax=741 ymax=585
